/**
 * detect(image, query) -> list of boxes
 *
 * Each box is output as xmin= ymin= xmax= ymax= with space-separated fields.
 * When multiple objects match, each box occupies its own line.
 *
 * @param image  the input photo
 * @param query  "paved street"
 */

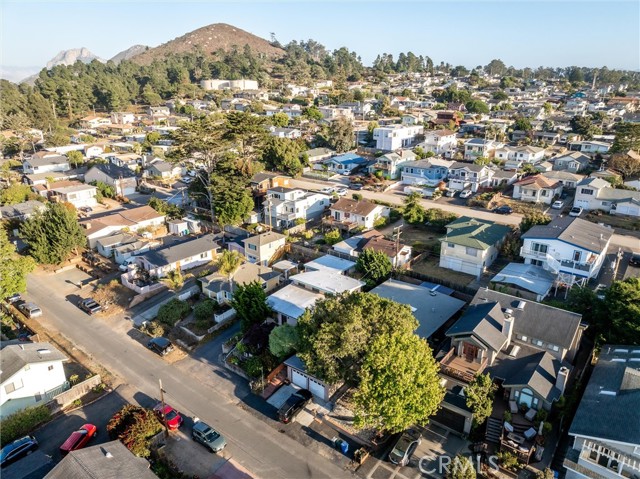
xmin=25 ymin=270 xmax=353 ymax=479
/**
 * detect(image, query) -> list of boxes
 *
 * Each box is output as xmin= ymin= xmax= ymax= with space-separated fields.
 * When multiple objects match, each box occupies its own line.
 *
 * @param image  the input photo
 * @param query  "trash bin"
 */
xmin=335 ymin=439 xmax=349 ymax=455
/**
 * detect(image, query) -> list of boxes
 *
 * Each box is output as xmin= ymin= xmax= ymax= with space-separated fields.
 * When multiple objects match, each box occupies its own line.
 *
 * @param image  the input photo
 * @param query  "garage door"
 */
xmin=308 ymin=377 xmax=325 ymax=399
xmin=291 ymin=370 xmax=308 ymax=389
xmin=431 ymin=406 xmax=466 ymax=434
xmin=442 ymin=257 xmax=481 ymax=277
xmin=574 ymin=199 xmax=590 ymax=209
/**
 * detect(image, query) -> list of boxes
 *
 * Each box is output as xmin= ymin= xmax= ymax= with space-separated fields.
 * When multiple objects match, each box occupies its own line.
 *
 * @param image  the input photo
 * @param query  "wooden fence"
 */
xmin=46 ymin=375 xmax=102 ymax=414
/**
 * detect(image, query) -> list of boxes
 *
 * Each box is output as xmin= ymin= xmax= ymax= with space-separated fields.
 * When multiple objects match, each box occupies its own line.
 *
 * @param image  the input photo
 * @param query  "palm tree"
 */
xmin=217 ymin=250 xmax=243 ymax=294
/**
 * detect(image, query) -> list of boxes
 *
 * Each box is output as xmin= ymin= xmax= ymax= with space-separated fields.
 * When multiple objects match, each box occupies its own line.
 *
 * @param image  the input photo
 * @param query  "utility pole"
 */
xmin=158 ymin=379 xmax=169 ymax=437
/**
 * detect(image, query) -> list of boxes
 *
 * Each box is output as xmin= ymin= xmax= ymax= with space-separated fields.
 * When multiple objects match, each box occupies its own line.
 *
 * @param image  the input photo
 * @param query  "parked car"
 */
xmin=192 ymin=420 xmax=227 ymax=453
xmin=629 ymin=253 xmax=640 ymax=267
xmin=77 ymin=298 xmax=102 ymax=315
xmin=79 ymin=206 xmax=93 ymax=213
xmin=277 ymin=389 xmax=313 ymax=424
xmin=147 ymin=337 xmax=174 ymax=356
xmin=320 ymin=187 xmax=334 ymax=194
xmin=137 ymin=184 xmax=156 ymax=194
xmin=551 ymin=200 xmax=565 ymax=210
xmin=154 ymin=403 xmax=183 ymax=430
xmin=18 ymin=302 xmax=42 ymax=319
xmin=350 ymin=183 xmax=363 ymax=190
xmin=0 ymin=436 xmax=38 ymax=468
xmin=445 ymin=189 xmax=457 ymax=197
xmin=569 ymin=206 xmax=583 ymax=217
xmin=119 ymin=257 xmax=138 ymax=272
xmin=388 ymin=429 xmax=422 ymax=467
xmin=459 ymin=190 xmax=473 ymax=199
xmin=335 ymin=188 xmax=348 ymax=196
xmin=492 ymin=205 xmax=513 ymax=215
xmin=59 ymin=424 xmax=97 ymax=456
xmin=5 ymin=293 xmax=22 ymax=304
xmin=181 ymin=176 xmax=193 ymax=184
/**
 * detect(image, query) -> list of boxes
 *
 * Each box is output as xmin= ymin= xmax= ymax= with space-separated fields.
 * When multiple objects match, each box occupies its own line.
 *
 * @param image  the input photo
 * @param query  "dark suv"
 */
xmin=277 ymin=389 xmax=313 ymax=423
xmin=77 ymin=298 xmax=102 ymax=315
xmin=147 ymin=337 xmax=174 ymax=356
xmin=1 ymin=436 xmax=38 ymax=468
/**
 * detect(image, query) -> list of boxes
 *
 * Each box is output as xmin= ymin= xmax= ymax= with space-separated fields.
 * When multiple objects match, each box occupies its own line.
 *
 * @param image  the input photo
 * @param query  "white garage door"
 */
xmin=442 ymin=257 xmax=481 ymax=277
xmin=574 ymin=199 xmax=590 ymax=209
xmin=291 ymin=370 xmax=308 ymax=389
xmin=308 ymin=378 xmax=325 ymax=399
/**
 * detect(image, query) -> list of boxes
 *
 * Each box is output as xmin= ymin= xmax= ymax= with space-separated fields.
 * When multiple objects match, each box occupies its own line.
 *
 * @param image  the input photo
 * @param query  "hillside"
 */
xmin=46 ymin=47 xmax=104 ymax=69
xmin=110 ymin=45 xmax=148 ymax=64
xmin=131 ymin=23 xmax=284 ymax=65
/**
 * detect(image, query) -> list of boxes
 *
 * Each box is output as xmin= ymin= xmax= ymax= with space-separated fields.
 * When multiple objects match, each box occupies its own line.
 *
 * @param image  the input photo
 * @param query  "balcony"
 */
xmin=323 ymin=216 xmax=359 ymax=231
xmin=372 ymin=162 xmax=391 ymax=171
xmin=559 ymin=259 xmax=593 ymax=273
xmin=520 ymin=247 xmax=561 ymax=274
xmin=565 ymin=439 xmax=640 ymax=479
xmin=440 ymin=348 xmax=488 ymax=383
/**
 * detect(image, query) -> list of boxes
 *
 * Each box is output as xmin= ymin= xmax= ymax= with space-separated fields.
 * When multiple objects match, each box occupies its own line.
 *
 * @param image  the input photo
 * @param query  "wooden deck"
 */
xmin=440 ymin=348 xmax=487 ymax=382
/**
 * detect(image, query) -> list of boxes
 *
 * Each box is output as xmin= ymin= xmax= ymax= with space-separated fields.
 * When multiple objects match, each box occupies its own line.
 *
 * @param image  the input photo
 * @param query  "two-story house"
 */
xmin=373 ymin=125 xmax=424 ymax=151
xmin=242 ymin=231 xmax=287 ymax=266
xmin=326 ymin=198 xmax=386 ymax=231
xmin=318 ymin=106 xmax=354 ymax=121
xmin=145 ymin=159 xmax=181 ymax=180
xmin=448 ymin=162 xmax=494 ymax=192
xmin=574 ymin=178 xmax=640 ymax=217
xmin=0 ymin=342 xmax=68 ymax=417
xmin=540 ymin=170 xmax=585 ymax=190
xmin=22 ymin=154 xmax=70 ymax=175
xmin=463 ymin=138 xmax=504 ymax=161
xmin=563 ymin=345 xmax=640 ymax=479
xmin=512 ymin=175 xmax=563 ymax=205
xmin=368 ymin=149 xmax=416 ymax=180
xmin=420 ymin=129 xmax=458 ymax=157
xmin=264 ymin=187 xmax=331 ymax=229
xmin=401 ymin=158 xmax=454 ymax=186
xmin=495 ymin=146 xmax=546 ymax=169
xmin=553 ymin=152 xmax=591 ymax=173
xmin=440 ymin=217 xmax=511 ymax=279
xmin=48 ymin=183 xmax=98 ymax=209
xmin=269 ymin=127 xmax=302 ymax=139
xmin=85 ymin=163 xmax=138 ymax=197
xmin=520 ymin=216 xmax=613 ymax=284
xmin=200 ymin=262 xmax=281 ymax=304
xmin=568 ymin=140 xmax=611 ymax=155
xmin=82 ymin=205 xmax=167 ymax=248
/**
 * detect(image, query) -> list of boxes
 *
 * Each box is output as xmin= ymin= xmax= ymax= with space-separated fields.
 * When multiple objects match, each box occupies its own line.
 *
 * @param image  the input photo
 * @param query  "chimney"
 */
xmin=556 ymin=366 xmax=569 ymax=395
xmin=502 ymin=311 xmax=514 ymax=344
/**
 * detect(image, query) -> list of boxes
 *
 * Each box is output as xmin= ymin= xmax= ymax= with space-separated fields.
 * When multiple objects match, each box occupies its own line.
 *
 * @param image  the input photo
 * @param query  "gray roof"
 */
xmin=0 ymin=200 xmax=45 ymax=220
xmin=370 ymin=279 xmax=465 ymax=339
xmin=569 ymin=345 xmax=640 ymax=445
xmin=472 ymin=289 xmax=583 ymax=350
xmin=450 ymin=161 xmax=489 ymax=172
xmin=3 ymin=450 xmax=53 ymax=479
xmin=44 ymin=440 xmax=157 ymax=479
xmin=243 ymin=231 xmax=286 ymax=247
xmin=142 ymin=235 xmax=219 ymax=268
xmin=1 ymin=342 xmax=68 ymax=383
xmin=89 ymin=163 xmax=137 ymax=179
xmin=491 ymin=263 xmax=556 ymax=297
xmin=96 ymin=232 xmax=138 ymax=248
xmin=522 ymin=216 xmax=613 ymax=253
xmin=25 ymin=155 xmax=68 ymax=167
xmin=446 ymin=302 xmax=508 ymax=352
xmin=304 ymin=255 xmax=356 ymax=273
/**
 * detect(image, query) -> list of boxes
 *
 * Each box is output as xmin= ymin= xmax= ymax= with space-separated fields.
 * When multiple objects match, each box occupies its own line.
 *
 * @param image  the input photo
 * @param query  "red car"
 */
xmin=59 ymin=424 xmax=97 ymax=456
xmin=154 ymin=403 xmax=183 ymax=430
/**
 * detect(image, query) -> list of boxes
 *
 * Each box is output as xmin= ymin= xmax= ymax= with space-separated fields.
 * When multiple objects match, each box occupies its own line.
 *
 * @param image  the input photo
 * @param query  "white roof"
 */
xmin=304 ymin=255 xmax=356 ymax=274
xmin=291 ymin=270 xmax=364 ymax=295
xmin=266 ymin=284 xmax=323 ymax=319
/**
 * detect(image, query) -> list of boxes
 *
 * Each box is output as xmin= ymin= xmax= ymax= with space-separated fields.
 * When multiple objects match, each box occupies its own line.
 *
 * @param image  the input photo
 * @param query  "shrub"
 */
xmin=156 ymin=299 xmax=191 ymax=327
xmin=0 ymin=405 xmax=51 ymax=446
xmin=107 ymin=404 xmax=163 ymax=458
xmin=294 ymin=218 xmax=306 ymax=225
xmin=242 ymin=356 xmax=264 ymax=378
xmin=143 ymin=321 xmax=167 ymax=338
xmin=373 ymin=216 xmax=388 ymax=228
xmin=503 ymin=410 xmax=512 ymax=422
xmin=496 ymin=451 xmax=520 ymax=471
xmin=352 ymin=193 xmax=363 ymax=201
xmin=194 ymin=299 xmax=216 ymax=322
xmin=324 ymin=229 xmax=342 ymax=246
xmin=535 ymin=409 xmax=548 ymax=422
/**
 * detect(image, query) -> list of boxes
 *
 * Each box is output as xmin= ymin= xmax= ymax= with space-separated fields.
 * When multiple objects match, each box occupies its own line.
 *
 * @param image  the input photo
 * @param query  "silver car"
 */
xmin=18 ymin=302 xmax=42 ymax=319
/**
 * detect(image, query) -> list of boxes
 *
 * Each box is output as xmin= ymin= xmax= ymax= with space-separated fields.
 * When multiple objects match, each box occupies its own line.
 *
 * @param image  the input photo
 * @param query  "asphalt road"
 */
xmin=26 ymin=272 xmax=351 ymax=479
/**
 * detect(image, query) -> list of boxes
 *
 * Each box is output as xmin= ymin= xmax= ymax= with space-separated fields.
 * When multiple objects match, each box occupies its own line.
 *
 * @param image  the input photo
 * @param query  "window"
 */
xmin=448 ymin=243 xmax=455 ymax=248
xmin=541 ymin=189 xmax=548 ymax=196
xmin=248 ymin=244 xmax=257 ymax=251
xmin=48 ymin=365 xmax=54 ymax=371
xmin=200 ymin=253 xmax=207 ymax=259
xmin=573 ymin=250 xmax=581 ymax=262
xmin=5 ymin=383 xmax=16 ymax=394
xmin=465 ymin=247 xmax=477 ymax=257
xmin=533 ymin=339 xmax=544 ymax=347
xmin=580 ymin=188 xmax=594 ymax=195
xmin=548 ymin=344 xmax=559 ymax=352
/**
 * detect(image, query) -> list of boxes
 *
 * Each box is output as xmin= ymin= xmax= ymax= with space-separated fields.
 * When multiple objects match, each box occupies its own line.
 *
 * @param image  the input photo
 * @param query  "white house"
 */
xmin=553 ymin=152 xmax=591 ymax=173
xmin=368 ymin=150 xmax=416 ymax=180
xmin=520 ymin=216 xmax=613 ymax=284
xmin=495 ymin=145 xmax=546 ymax=166
xmin=568 ymin=140 xmax=611 ymax=155
xmin=448 ymin=162 xmax=494 ymax=192
xmin=326 ymin=198 xmax=386 ymax=231
xmin=264 ymin=187 xmax=331 ymax=229
xmin=373 ymin=124 xmax=424 ymax=151
xmin=540 ymin=171 xmax=585 ymax=190
xmin=243 ymin=231 xmax=287 ymax=265
xmin=81 ymin=205 xmax=167 ymax=248
xmin=50 ymin=184 xmax=98 ymax=209
xmin=574 ymin=177 xmax=640 ymax=216
xmin=420 ymin=129 xmax=458 ymax=157
xmin=22 ymin=155 xmax=70 ymax=175
xmin=269 ymin=127 xmax=302 ymax=139
xmin=463 ymin=138 xmax=504 ymax=160
xmin=512 ymin=175 xmax=563 ymax=205
xmin=0 ymin=342 xmax=68 ymax=417
xmin=401 ymin=158 xmax=453 ymax=186
xmin=318 ymin=106 xmax=354 ymax=121
xmin=110 ymin=111 xmax=136 ymax=124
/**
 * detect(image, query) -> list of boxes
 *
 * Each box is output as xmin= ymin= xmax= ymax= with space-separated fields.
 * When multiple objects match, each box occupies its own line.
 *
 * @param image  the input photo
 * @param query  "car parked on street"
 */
xmin=0 ymin=436 xmax=38 ymax=468
xmin=320 ymin=187 xmax=334 ymax=194
xmin=59 ymin=424 xmax=97 ymax=456
xmin=335 ymin=188 xmax=348 ymax=196
xmin=389 ymin=429 xmax=422 ymax=467
xmin=5 ymin=293 xmax=22 ymax=304
xmin=551 ymin=200 xmax=565 ymax=209
xmin=79 ymin=206 xmax=93 ymax=213
xmin=154 ymin=403 xmax=183 ymax=430
xmin=492 ymin=205 xmax=513 ymax=215
xmin=629 ymin=253 xmax=640 ymax=267
xmin=277 ymin=389 xmax=313 ymax=424
xmin=350 ymin=183 xmax=363 ymax=190
xmin=77 ymin=298 xmax=102 ymax=315
xmin=147 ymin=337 xmax=174 ymax=356
xmin=192 ymin=420 xmax=227 ymax=453
xmin=569 ymin=206 xmax=583 ymax=217
xmin=17 ymin=302 xmax=42 ymax=319
xmin=459 ymin=190 xmax=473 ymax=199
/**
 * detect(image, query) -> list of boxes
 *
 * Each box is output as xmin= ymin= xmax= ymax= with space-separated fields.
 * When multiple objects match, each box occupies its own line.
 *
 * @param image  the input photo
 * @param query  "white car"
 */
xmin=335 ymin=188 xmax=348 ymax=196
xmin=320 ymin=187 xmax=334 ymax=194
xmin=569 ymin=206 xmax=583 ymax=217
xmin=181 ymin=176 xmax=193 ymax=184
xmin=551 ymin=200 xmax=565 ymax=209
xmin=459 ymin=190 xmax=473 ymax=199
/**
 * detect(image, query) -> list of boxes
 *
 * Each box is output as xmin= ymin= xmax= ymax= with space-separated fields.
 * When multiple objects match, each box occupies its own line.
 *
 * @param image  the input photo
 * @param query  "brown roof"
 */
xmin=362 ymin=235 xmax=406 ymax=258
xmin=515 ymin=175 xmax=560 ymax=190
xmin=81 ymin=205 xmax=164 ymax=234
xmin=331 ymin=198 xmax=379 ymax=217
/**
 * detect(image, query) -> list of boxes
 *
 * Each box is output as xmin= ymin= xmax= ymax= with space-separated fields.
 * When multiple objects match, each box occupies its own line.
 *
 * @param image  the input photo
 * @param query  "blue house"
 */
xmin=327 ymin=153 xmax=368 ymax=174
xmin=400 ymin=159 xmax=453 ymax=186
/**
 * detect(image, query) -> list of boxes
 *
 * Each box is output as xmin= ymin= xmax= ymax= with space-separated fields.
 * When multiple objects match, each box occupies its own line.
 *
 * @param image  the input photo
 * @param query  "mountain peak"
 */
xmin=109 ymin=45 xmax=148 ymax=64
xmin=46 ymin=48 xmax=104 ymax=69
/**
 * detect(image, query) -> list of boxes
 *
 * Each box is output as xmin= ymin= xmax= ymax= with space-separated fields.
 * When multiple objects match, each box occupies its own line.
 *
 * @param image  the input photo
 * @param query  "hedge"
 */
xmin=156 ymin=299 xmax=191 ymax=327
xmin=107 ymin=404 xmax=163 ymax=458
xmin=0 ymin=404 xmax=51 ymax=446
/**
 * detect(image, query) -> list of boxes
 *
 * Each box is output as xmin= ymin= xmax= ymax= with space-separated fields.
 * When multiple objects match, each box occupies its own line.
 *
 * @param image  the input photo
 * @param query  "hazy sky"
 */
xmin=2 ymin=0 xmax=639 ymax=71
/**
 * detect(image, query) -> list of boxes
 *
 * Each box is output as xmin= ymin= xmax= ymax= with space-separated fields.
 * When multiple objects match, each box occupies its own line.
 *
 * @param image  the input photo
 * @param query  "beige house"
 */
xmin=513 ymin=175 xmax=563 ymax=205
xmin=242 ymin=231 xmax=287 ymax=266
xmin=325 ymin=198 xmax=386 ymax=231
xmin=200 ymin=263 xmax=281 ymax=304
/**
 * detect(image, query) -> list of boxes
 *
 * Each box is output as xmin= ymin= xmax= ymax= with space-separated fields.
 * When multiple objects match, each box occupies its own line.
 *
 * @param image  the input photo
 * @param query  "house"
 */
xmin=84 ymin=163 xmax=138 ymax=197
xmin=304 ymin=255 xmax=356 ymax=274
xmin=326 ymin=198 xmax=386 ymax=231
xmin=106 ymin=153 xmax=142 ymax=170
xmin=95 ymin=232 xmax=139 ymax=259
xmin=50 ymin=183 xmax=98 ymax=209
xmin=318 ymin=106 xmax=354 ymax=121
xmin=243 ymin=231 xmax=287 ymax=265
xmin=200 ymin=263 xmax=281 ymax=304
xmin=563 ymin=345 xmax=640 ymax=479
xmin=373 ymin=124 xmax=424 ymax=151
xmin=368 ymin=149 xmax=416 ymax=179
xmin=332 ymin=230 xmax=412 ymax=267
xmin=439 ymin=217 xmax=511 ymax=279
xmin=284 ymin=355 xmax=337 ymax=402
xmin=401 ymin=158 xmax=453 ymax=186
xmin=448 ymin=162 xmax=494 ymax=192
xmin=0 ymin=200 xmax=46 ymax=221
xmin=574 ymin=177 xmax=640 ymax=216
xmin=78 ymin=114 xmax=111 ymax=129
xmin=520 ymin=216 xmax=613 ymax=283
xmin=326 ymin=153 xmax=368 ymax=175
xmin=490 ymin=170 xmax=519 ymax=188
xmin=22 ymin=154 xmax=70 ymax=175
xmin=568 ymin=140 xmax=611 ymax=155
xmin=290 ymin=269 xmax=364 ymax=295
xmin=420 ymin=129 xmax=458 ymax=157
xmin=491 ymin=263 xmax=557 ymax=302
xmin=553 ymin=152 xmax=591 ymax=173
xmin=44 ymin=440 xmax=157 ymax=479
xmin=304 ymin=147 xmax=335 ymax=164
xmin=249 ymin=172 xmax=290 ymax=194
xmin=81 ymin=205 xmax=166 ymax=248
xmin=0 ymin=342 xmax=68 ymax=418
xmin=512 ymin=175 xmax=563 ymax=205
xmin=135 ymin=234 xmax=219 ymax=278
xmin=146 ymin=159 xmax=181 ymax=180
xmin=540 ymin=170 xmax=585 ymax=190
xmin=264 ymin=187 xmax=331 ymax=229
xmin=110 ymin=111 xmax=136 ymax=124
xmin=495 ymin=145 xmax=546 ymax=167
xmin=269 ymin=127 xmax=301 ymax=139
xmin=533 ymin=131 xmax=561 ymax=145
xmin=463 ymin=138 xmax=504 ymax=160
xmin=147 ymin=105 xmax=170 ymax=117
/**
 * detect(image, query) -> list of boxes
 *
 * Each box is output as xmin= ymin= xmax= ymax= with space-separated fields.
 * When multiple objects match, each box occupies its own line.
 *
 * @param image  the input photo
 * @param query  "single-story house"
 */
xmin=326 ymin=153 xmax=368 ymax=174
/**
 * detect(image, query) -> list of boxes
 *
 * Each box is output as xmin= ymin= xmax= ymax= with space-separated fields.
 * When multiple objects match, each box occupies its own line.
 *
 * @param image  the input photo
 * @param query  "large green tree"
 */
xmin=262 ymin=137 xmax=304 ymax=177
xmin=611 ymin=123 xmax=640 ymax=153
xmin=609 ymin=151 xmax=640 ymax=179
xmin=20 ymin=203 xmax=86 ymax=264
xmin=297 ymin=292 xmax=418 ymax=384
xmin=326 ymin=117 xmax=354 ymax=153
xmin=271 ymin=112 xmax=290 ymax=128
xmin=353 ymin=331 xmax=444 ymax=433
xmin=356 ymin=248 xmax=393 ymax=287
xmin=520 ymin=211 xmax=552 ymax=233
xmin=403 ymin=192 xmax=426 ymax=224
xmin=465 ymin=373 xmax=496 ymax=427
xmin=269 ymin=324 xmax=300 ymax=359
xmin=230 ymin=280 xmax=272 ymax=333
xmin=0 ymin=229 xmax=36 ymax=298
xmin=210 ymin=158 xmax=254 ymax=227
xmin=465 ymin=99 xmax=489 ymax=114
xmin=0 ymin=183 xmax=38 ymax=205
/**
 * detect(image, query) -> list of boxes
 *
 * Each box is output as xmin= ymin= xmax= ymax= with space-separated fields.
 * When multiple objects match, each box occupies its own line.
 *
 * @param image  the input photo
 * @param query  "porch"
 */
xmin=440 ymin=347 xmax=488 ymax=383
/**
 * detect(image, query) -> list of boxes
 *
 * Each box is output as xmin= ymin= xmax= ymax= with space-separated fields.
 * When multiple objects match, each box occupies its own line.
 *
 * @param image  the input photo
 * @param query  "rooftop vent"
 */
xmin=105 ymin=451 xmax=113 ymax=458
xmin=599 ymin=390 xmax=617 ymax=396
xmin=504 ymin=308 xmax=514 ymax=318
xmin=37 ymin=349 xmax=51 ymax=355
xmin=508 ymin=345 xmax=521 ymax=358
xmin=516 ymin=301 xmax=526 ymax=310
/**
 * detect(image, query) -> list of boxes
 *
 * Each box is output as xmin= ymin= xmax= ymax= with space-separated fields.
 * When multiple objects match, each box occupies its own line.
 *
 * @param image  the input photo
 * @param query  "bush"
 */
xmin=324 ymin=229 xmax=342 ymax=246
xmin=194 ymin=299 xmax=216 ymax=322
xmin=294 ymin=218 xmax=306 ymax=225
xmin=497 ymin=451 xmax=521 ymax=471
xmin=143 ymin=321 xmax=167 ymax=338
xmin=0 ymin=405 xmax=51 ymax=446
xmin=503 ymin=410 xmax=512 ymax=422
xmin=242 ymin=356 xmax=264 ymax=378
xmin=535 ymin=409 xmax=548 ymax=422
xmin=156 ymin=299 xmax=191 ymax=327
xmin=352 ymin=193 xmax=363 ymax=201
xmin=373 ymin=216 xmax=388 ymax=228
xmin=107 ymin=404 xmax=163 ymax=458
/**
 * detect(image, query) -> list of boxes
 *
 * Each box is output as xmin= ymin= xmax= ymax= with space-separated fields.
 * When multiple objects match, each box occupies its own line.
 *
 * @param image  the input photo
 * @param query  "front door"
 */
xmin=463 ymin=342 xmax=478 ymax=362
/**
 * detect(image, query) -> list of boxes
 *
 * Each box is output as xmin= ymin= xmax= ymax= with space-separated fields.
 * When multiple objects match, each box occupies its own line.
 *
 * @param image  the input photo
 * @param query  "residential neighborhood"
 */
xmin=1 ymin=8 xmax=639 ymax=479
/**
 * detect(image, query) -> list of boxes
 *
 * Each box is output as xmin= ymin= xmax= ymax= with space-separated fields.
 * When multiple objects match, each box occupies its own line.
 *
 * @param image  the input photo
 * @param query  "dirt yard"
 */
xmin=378 ymin=221 xmax=442 ymax=253
xmin=411 ymin=255 xmax=476 ymax=286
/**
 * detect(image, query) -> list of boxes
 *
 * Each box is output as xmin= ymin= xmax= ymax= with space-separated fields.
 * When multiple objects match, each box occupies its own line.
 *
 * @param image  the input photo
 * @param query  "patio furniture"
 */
xmin=504 ymin=421 xmax=514 ymax=433
xmin=509 ymin=400 xmax=518 ymax=414
xmin=525 ymin=407 xmax=537 ymax=421
xmin=524 ymin=427 xmax=537 ymax=440
xmin=507 ymin=432 xmax=525 ymax=445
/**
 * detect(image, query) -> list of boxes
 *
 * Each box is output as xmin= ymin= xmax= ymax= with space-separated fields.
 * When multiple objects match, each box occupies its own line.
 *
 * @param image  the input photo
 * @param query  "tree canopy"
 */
xmin=356 ymin=248 xmax=393 ymax=287
xmin=0 ymin=229 xmax=35 ymax=298
xmin=465 ymin=373 xmax=496 ymax=427
xmin=325 ymin=117 xmax=354 ymax=153
xmin=520 ymin=211 xmax=552 ymax=233
xmin=230 ymin=280 xmax=272 ymax=333
xmin=403 ymin=192 xmax=426 ymax=224
xmin=269 ymin=324 xmax=300 ymax=359
xmin=262 ymin=137 xmax=305 ymax=177
xmin=611 ymin=123 xmax=640 ymax=154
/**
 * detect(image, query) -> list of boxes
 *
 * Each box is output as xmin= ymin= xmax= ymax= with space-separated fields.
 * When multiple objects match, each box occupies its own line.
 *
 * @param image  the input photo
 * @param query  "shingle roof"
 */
xmin=1 ymin=342 xmax=67 ymax=384
xmin=569 ymin=345 xmax=640 ymax=445
xmin=442 ymin=216 xmax=510 ymax=250
xmin=331 ymin=198 xmax=380 ymax=217
xmin=514 ymin=175 xmax=560 ymax=190
xmin=522 ymin=216 xmax=612 ymax=253
xmin=25 ymin=155 xmax=68 ymax=168
xmin=446 ymin=302 xmax=508 ymax=352
xmin=142 ymin=235 xmax=219 ymax=268
xmin=89 ymin=163 xmax=137 ymax=179
xmin=243 ymin=231 xmax=286 ymax=247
